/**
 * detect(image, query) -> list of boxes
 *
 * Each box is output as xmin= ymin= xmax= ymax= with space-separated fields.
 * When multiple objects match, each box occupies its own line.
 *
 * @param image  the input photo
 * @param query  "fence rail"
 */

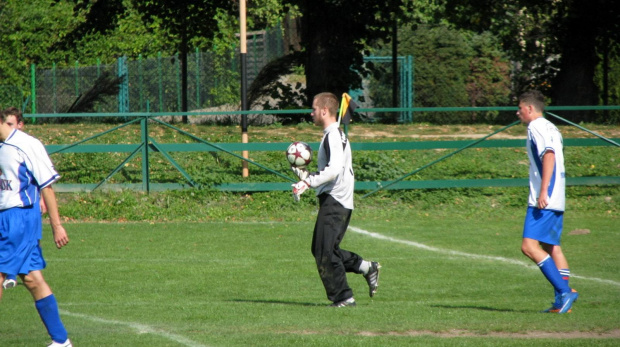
xmin=26 ymin=106 xmax=619 ymax=194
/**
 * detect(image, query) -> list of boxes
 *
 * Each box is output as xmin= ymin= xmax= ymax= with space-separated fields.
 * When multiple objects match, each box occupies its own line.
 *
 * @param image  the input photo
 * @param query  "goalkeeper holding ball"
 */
xmin=292 ymin=92 xmax=380 ymax=307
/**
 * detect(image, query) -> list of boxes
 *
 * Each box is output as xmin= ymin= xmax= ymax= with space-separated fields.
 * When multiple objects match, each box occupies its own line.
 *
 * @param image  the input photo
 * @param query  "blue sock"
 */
xmin=552 ymin=269 xmax=570 ymax=306
xmin=537 ymin=256 xmax=570 ymax=294
xmin=35 ymin=294 xmax=68 ymax=343
xmin=559 ymin=268 xmax=570 ymax=287
xmin=7 ymin=274 xmax=17 ymax=281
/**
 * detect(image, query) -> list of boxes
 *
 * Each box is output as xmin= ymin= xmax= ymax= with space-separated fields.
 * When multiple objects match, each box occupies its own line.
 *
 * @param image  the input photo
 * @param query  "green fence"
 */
xmin=30 ymin=28 xmax=285 ymax=115
xmin=26 ymin=106 xmax=620 ymax=194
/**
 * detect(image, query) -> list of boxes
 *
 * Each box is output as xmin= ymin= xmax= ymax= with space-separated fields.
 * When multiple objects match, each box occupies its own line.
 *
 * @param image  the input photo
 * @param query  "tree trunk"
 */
xmin=550 ymin=0 xmax=599 ymax=122
xmin=300 ymin=1 xmax=357 ymax=103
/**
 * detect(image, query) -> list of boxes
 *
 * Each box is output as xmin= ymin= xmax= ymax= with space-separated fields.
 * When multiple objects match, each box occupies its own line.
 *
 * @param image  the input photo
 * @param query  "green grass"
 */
xmin=1 ymin=208 xmax=618 ymax=346
xmin=2 ymin=122 xmax=617 ymax=345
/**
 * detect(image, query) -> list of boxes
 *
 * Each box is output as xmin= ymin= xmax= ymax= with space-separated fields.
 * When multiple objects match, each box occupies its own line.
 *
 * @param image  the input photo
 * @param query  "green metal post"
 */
xmin=52 ymin=62 xmax=57 ymax=113
xmin=75 ymin=60 xmax=80 ymax=97
xmin=409 ymin=55 xmax=414 ymax=122
xmin=175 ymin=53 xmax=182 ymax=111
xmin=96 ymin=59 xmax=101 ymax=113
xmin=141 ymin=115 xmax=150 ymax=192
xmin=158 ymin=52 xmax=163 ymax=112
xmin=138 ymin=54 xmax=143 ymax=112
xmin=253 ymin=34 xmax=258 ymax=78
xmin=196 ymin=47 xmax=201 ymax=109
xmin=30 ymin=64 xmax=36 ymax=114
xmin=400 ymin=57 xmax=406 ymax=122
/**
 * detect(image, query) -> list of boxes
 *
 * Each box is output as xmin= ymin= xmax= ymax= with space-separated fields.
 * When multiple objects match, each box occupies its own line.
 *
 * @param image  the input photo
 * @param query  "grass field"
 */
xmin=1 ymin=206 xmax=618 ymax=346
xmin=1 ymin=122 xmax=618 ymax=345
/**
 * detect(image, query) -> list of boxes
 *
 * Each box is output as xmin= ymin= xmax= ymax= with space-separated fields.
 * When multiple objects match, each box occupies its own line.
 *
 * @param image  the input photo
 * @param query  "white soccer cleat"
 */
xmin=47 ymin=339 xmax=72 ymax=347
xmin=2 ymin=278 xmax=17 ymax=289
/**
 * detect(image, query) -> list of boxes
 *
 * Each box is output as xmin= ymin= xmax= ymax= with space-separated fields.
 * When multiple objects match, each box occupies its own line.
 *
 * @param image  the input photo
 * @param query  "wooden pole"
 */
xmin=240 ymin=0 xmax=249 ymax=177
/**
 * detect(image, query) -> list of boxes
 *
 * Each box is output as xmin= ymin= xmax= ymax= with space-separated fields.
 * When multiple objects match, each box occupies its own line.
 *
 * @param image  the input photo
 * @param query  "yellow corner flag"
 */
xmin=338 ymin=93 xmax=359 ymax=127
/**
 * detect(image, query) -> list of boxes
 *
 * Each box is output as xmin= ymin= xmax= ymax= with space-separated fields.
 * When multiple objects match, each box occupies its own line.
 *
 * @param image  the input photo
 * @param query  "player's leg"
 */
xmin=335 ymin=210 xmax=363 ymax=274
xmin=544 ymin=244 xmax=570 ymax=288
xmin=22 ymin=271 xmax=70 ymax=345
xmin=335 ymin=211 xmax=381 ymax=298
xmin=542 ymin=243 xmax=573 ymax=311
xmin=522 ymin=238 xmax=570 ymax=292
xmin=311 ymin=194 xmax=354 ymax=305
xmin=0 ymin=272 xmax=5 ymax=300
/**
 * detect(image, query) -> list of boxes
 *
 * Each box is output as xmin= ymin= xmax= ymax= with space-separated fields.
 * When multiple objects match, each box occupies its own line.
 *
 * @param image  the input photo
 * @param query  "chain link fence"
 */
xmin=31 ymin=27 xmax=284 ymax=119
xmin=12 ymin=23 xmax=618 ymax=124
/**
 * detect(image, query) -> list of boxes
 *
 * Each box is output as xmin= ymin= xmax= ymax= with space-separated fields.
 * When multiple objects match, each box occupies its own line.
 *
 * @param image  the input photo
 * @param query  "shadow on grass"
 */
xmin=229 ymin=299 xmax=324 ymax=307
xmin=430 ymin=304 xmax=530 ymax=313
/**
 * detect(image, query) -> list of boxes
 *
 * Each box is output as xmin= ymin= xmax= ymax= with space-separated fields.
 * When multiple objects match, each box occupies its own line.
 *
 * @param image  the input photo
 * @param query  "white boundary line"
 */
xmin=348 ymin=225 xmax=620 ymax=287
xmin=59 ymin=310 xmax=210 ymax=347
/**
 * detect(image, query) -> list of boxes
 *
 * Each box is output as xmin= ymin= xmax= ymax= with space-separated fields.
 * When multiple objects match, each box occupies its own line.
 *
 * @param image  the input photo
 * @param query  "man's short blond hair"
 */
xmin=314 ymin=92 xmax=339 ymax=117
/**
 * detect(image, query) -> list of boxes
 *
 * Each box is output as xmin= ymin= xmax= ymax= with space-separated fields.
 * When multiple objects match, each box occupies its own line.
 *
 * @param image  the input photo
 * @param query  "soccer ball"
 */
xmin=286 ymin=141 xmax=312 ymax=168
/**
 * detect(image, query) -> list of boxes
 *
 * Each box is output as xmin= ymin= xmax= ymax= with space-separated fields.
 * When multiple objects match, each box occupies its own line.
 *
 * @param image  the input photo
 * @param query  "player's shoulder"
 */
xmin=6 ymin=130 xmax=46 ymax=153
xmin=11 ymin=129 xmax=43 ymax=145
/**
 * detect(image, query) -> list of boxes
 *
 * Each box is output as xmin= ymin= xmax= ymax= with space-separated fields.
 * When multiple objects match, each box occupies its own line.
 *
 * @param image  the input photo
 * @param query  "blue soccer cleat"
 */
xmin=557 ymin=290 xmax=579 ymax=314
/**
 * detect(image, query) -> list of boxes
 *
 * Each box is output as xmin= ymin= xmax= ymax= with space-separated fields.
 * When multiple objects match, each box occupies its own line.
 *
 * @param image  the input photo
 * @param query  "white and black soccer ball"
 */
xmin=286 ymin=141 xmax=312 ymax=168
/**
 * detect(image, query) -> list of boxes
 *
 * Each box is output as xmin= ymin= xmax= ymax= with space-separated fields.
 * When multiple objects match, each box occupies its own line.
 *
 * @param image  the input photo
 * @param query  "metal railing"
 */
xmin=26 ymin=106 xmax=620 ymax=194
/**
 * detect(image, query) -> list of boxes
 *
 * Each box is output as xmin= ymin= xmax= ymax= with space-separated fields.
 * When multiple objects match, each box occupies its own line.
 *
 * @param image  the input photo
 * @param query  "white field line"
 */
xmin=59 ymin=310 xmax=210 ymax=347
xmin=348 ymin=225 xmax=620 ymax=287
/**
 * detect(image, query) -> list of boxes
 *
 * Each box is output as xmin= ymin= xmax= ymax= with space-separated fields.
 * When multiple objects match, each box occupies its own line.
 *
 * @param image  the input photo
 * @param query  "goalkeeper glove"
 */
xmin=292 ymin=180 xmax=310 ymax=202
xmin=291 ymin=166 xmax=309 ymax=181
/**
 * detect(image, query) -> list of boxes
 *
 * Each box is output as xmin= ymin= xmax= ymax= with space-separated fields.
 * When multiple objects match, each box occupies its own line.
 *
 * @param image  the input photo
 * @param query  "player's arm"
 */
xmin=40 ymin=185 xmax=69 ymax=249
xmin=306 ymin=132 xmax=344 ymax=188
xmin=537 ymin=150 xmax=555 ymax=209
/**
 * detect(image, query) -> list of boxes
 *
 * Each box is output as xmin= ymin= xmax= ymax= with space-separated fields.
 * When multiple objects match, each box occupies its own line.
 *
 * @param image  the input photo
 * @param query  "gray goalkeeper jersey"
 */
xmin=306 ymin=123 xmax=355 ymax=209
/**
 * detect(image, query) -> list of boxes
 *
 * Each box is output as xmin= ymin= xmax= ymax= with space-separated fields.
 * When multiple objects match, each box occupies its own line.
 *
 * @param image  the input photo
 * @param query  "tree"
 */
xmin=371 ymin=24 xmax=511 ymax=124
xmin=0 ymin=0 xmax=78 ymax=91
xmin=50 ymin=0 xmax=170 ymax=63
xmin=131 ymin=0 xmax=234 ymax=122
xmin=284 ymin=0 xmax=410 ymax=103
xmin=441 ymin=0 xmax=620 ymax=122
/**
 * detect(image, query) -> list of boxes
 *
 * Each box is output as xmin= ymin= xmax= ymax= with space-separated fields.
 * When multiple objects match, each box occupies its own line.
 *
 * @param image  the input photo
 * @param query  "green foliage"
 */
xmin=354 ymin=151 xmax=408 ymax=181
xmin=370 ymin=24 xmax=512 ymax=124
xmin=0 ymin=0 xmax=78 ymax=87
xmin=287 ymin=0 xmax=412 ymax=100
xmin=441 ymin=0 xmax=620 ymax=122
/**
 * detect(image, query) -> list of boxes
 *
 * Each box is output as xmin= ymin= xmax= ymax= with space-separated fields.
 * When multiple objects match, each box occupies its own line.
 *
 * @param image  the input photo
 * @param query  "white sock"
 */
xmin=358 ymin=260 xmax=371 ymax=275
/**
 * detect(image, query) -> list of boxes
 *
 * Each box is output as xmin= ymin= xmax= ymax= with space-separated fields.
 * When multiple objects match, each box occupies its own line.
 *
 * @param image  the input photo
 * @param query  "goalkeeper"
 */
xmin=292 ymin=92 xmax=380 ymax=307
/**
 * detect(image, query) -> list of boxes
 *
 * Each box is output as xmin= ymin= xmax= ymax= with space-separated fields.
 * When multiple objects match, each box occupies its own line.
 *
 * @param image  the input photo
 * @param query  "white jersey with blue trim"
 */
xmin=526 ymin=117 xmax=565 ymax=211
xmin=306 ymin=123 xmax=355 ymax=209
xmin=0 ymin=129 xmax=60 ymax=210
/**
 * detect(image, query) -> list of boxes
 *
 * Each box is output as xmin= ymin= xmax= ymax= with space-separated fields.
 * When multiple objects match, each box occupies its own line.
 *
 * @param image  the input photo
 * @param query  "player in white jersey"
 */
xmin=0 ymin=107 xmax=72 ymax=346
xmin=517 ymin=91 xmax=578 ymax=314
xmin=292 ymin=92 xmax=379 ymax=307
xmin=2 ymin=107 xmax=52 ymax=291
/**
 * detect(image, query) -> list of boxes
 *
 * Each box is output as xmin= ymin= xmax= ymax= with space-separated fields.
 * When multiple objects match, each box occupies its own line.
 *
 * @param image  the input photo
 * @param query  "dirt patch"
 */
xmin=569 ymin=229 xmax=592 ymax=235
xmin=289 ymin=329 xmax=620 ymax=339
xmin=356 ymin=329 xmax=620 ymax=339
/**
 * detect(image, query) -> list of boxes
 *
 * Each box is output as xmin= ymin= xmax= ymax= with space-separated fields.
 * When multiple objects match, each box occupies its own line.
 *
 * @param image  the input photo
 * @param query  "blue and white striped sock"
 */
xmin=537 ymin=255 xmax=571 ymax=294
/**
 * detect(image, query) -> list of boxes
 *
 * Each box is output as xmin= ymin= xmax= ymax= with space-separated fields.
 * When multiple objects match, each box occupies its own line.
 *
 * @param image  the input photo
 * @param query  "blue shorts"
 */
xmin=522 ymin=206 xmax=564 ymax=245
xmin=0 ymin=206 xmax=46 ymax=276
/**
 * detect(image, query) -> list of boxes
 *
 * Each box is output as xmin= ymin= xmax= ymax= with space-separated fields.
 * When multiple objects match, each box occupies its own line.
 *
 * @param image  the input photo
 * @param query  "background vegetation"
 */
xmin=1 ymin=0 xmax=618 ymax=123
